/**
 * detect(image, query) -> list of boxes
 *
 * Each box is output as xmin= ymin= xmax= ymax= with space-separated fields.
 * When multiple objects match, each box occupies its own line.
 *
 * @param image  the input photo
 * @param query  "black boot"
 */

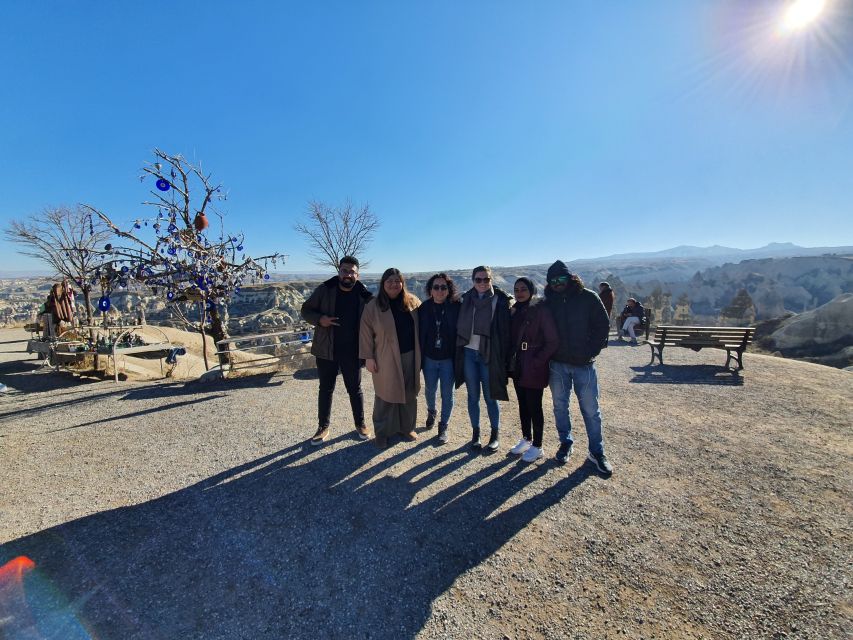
xmin=425 ymin=410 xmax=437 ymax=430
xmin=470 ymin=428 xmax=482 ymax=449
xmin=485 ymin=428 xmax=500 ymax=452
xmin=437 ymin=422 xmax=448 ymax=444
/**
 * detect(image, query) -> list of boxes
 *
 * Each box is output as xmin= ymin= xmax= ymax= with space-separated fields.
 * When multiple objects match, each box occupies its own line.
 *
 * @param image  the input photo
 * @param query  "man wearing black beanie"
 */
xmin=542 ymin=260 xmax=613 ymax=475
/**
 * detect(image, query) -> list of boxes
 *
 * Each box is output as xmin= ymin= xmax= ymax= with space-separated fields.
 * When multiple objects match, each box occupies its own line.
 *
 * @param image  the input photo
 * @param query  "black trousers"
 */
xmin=513 ymin=379 xmax=544 ymax=448
xmin=317 ymin=355 xmax=365 ymax=429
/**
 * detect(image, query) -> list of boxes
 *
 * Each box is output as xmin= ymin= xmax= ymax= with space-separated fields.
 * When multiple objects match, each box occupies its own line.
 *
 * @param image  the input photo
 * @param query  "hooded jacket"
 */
xmin=300 ymin=276 xmax=374 ymax=361
xmin=542 ymin=261 xmax=610 ymax=366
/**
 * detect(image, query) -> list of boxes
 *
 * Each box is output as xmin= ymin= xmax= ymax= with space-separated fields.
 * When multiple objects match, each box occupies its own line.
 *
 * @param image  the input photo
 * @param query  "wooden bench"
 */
xmin=215 ymin=326 xmax=313 ymax=378
xmin=648 ymin=325 xmax=755 ymax=370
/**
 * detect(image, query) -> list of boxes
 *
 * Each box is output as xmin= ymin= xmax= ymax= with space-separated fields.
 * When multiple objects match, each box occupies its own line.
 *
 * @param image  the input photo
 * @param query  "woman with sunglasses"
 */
xmin=455 ymin=265 xmax=512 ymax=451
xmin=418 ymin=273 xmax=461 ymax=444
xmin=508 ymin=277 xmax=559 ymax=462
xmin=359 ymin=268 xmax=422 ymax=448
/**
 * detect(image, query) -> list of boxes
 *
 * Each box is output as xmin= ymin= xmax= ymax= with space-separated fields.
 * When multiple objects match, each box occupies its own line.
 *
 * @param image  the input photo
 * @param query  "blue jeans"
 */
xmin=463 ymin=348 xmax=500 ymax=432
xmin=423 ymin=356 xmax=455 ymax=425
xmin=549 ymin=361 xmax=604 ymax=456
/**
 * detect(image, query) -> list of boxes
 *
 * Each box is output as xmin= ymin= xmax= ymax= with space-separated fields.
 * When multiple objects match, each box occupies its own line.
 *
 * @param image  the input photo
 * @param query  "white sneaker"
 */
xmin=510 ymin=438 xmax=532 ymax=455
xmin=522 ymin=446 xmax=543 ymax=463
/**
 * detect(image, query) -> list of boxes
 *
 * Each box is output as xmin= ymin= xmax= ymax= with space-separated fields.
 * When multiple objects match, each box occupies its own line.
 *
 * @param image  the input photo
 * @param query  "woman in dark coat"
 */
xmin=455 ymin=265 xmax=512 ymax=452
xmin=598 ymin=282 xmax=615 ymax=319
xmin=508 ymin=278 xmax=559 ymax=462
xmin=418 ymin=273 xmax=461 ymax=444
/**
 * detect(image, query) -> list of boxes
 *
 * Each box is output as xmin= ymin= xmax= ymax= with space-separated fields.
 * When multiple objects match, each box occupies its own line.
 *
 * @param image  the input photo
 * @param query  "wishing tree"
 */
xmin=5 ymin=205 xmax=112 ymax=328
xmin=83 ymin=149 xmax=284 ymax=370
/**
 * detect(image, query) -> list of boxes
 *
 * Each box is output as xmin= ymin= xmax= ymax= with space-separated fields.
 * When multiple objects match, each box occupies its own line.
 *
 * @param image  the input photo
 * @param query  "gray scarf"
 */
xmin=457 ymin=288 xmax=496 ymax=359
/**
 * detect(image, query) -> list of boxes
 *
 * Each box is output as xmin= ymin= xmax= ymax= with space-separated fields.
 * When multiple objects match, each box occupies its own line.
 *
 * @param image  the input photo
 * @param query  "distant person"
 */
xmin=359 ymin=268 xmax=422 ymax=449
xmin=455 ymin=265 xmax=512 ymax=451
xmin=418 ymin=273 xmax=461 ymax=444
xmin=300 ymin=256 xmax=374 ymax=445
xmin=598 ymin=282 xmax=615 ymax=320
xmin=542 ymin=260 xmax=612 ymax=475
xmin=618 ymin=298 xmax=645 ymax=345
xmin=508 ymin=278 xmax=559 ymax=463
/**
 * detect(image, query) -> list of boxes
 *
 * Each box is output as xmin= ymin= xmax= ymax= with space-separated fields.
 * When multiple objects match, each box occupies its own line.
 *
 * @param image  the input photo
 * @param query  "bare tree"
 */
xmin=4 ymin=205 xmax=111 ymax=328
xmin=294 ymin=200 xmax=380 ymax=270
xmin=83 ymin=148 xmax=284 ymax=371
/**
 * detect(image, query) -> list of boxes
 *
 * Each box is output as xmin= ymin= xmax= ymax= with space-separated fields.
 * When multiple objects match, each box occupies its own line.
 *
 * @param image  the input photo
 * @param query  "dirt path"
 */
xmin=1 ymin=328 xmax=850 ymax=639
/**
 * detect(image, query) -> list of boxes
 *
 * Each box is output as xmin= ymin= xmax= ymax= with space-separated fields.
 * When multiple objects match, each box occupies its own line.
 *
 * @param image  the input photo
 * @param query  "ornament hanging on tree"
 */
xmin=156 ymin=178 xmax=171 ymax=191
xmin=193 ymin=212 xmax=209 ymax=231
xmin=98 ymin=296 xmax=111 ymax=312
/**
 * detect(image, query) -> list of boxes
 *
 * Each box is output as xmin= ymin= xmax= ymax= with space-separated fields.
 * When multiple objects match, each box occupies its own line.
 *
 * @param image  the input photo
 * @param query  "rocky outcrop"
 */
xmin=760 ymin=294 xmax=853 ymax=368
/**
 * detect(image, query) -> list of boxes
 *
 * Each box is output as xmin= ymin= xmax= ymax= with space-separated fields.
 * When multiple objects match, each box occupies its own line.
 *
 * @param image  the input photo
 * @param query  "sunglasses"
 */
xmin=549 ymin=276 xmax=569 ymax=285
xmin=432 ymin=284 xmax=448 ymax=291
xmin=473 ymin=277 xmax=491 ymax=284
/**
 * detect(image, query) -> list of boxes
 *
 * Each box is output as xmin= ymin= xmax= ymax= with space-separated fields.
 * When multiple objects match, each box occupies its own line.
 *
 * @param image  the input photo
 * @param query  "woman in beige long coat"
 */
xmin=359 ymin=268 xmax=421 ymax=448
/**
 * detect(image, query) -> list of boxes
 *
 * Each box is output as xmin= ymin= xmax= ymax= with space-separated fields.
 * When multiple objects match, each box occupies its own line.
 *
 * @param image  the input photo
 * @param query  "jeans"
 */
xmin=316 ymin=355 xmax=365 ymax=429
xmin=463 ymin=348 xmax=500 ymax=432
xmin=549 ymin=361 xmax=604 ymax=455
xmin=423 ymin=356 xmax=455 ymax=425
xmin=622 ymin=316 xmax=640 ymax=339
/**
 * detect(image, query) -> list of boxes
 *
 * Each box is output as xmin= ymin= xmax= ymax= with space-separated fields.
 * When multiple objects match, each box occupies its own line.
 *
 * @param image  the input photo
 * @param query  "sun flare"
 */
xmin=781 ymin=0 xmax=827 ymax=32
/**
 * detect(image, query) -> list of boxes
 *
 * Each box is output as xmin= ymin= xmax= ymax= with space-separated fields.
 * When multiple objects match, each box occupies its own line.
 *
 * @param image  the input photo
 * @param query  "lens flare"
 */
xmin=0 ymin=556 xmax=37 ymax=632
xmin=782 ymin=0 xmax=827 ymax=32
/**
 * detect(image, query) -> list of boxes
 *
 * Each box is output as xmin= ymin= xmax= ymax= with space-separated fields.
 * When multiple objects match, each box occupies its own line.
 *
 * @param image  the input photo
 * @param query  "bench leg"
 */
xmin=725 ymin=349 xmax=745 ymax=371
xmin=649 ymin=344 xmax=663 ymax=366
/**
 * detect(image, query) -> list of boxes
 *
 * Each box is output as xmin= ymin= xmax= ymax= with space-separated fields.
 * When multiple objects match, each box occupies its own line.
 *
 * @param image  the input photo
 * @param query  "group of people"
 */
xmin=300 ymin=257 xmax=613 ymax=476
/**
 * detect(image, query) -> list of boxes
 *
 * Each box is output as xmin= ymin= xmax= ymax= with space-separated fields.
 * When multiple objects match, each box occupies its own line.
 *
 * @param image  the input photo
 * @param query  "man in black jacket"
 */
xmin=542 ymin=260 xmax=613 ymax=475
xmin=300 ymin=256 xmax=374 ymax=445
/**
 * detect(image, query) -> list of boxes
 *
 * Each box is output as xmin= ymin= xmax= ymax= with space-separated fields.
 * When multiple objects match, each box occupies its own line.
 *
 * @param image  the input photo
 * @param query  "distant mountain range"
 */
xmin=3 ymin=243 xmax=851 ymax=280
xmin=581 ymin=242 xmax=853 ymax=263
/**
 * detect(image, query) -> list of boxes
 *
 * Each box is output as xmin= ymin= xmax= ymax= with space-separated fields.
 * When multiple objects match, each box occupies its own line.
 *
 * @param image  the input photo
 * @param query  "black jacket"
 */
xmin=453 ymin=287 xmax=512 ymax=401
xmin=543 ymin=284 xmax=610 ymax=365
xmin=418 ymin=298 xmax=461 ymax=362
xmin=620 ymin=302 xmax=645 ymax=320
xmin=300 ymin=277 xmax=374 ymax=360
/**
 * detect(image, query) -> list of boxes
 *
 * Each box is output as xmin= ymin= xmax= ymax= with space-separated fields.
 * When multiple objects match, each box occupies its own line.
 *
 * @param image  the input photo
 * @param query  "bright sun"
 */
xmin=781 ymin=0 xmax=827 ymax=32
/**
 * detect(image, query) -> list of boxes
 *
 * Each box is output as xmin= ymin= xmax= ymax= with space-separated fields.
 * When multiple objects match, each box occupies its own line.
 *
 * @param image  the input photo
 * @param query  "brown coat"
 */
xmin=300 ymin=277 xmax=374 ymax=360
xmin=359 ymin=298 xmax=422 ymax=404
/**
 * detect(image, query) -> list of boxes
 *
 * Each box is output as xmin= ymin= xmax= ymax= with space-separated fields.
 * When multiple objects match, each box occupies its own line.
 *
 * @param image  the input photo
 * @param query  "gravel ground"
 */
xmin=0 ymin=327 xmax=851 ymax=640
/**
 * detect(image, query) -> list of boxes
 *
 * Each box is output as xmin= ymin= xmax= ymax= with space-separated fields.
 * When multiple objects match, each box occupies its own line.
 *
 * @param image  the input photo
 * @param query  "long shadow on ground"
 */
xmin=0 ymin=437 xmax=591 ymax=639
xmin=629 ymin=364 xmax=744 ymax=386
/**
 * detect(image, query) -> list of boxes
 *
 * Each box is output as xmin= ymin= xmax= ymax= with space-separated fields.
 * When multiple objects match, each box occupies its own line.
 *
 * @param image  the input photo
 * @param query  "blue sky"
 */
xmin=1 ymin=1 xmax=851 ymax=274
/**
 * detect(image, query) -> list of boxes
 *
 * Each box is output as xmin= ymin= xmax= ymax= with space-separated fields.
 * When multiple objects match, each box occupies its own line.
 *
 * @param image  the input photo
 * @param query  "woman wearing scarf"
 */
xmin=454 ymin=265 xmax=512 ymax=451
xmin=359 ymin=268 xmax=422 ymax=449
xmin=508 ymin=277 xmax=559 ymax=462
xmin=418 ymin=273 xmax=461 ymax=444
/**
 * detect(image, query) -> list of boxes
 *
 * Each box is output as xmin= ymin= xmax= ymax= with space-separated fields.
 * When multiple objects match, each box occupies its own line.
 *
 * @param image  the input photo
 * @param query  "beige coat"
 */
xmin=359 ymin=298 xmax=421 ymax=404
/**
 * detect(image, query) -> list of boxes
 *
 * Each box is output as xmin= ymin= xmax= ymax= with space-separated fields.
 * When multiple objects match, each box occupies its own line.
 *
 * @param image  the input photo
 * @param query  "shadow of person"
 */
xmin=0 ymin=435 xmax=591 ymax=639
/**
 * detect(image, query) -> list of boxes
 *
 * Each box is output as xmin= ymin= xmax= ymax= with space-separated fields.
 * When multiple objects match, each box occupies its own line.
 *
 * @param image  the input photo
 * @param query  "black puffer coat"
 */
xmin=543 ymin=284 xmax=610 ymax=366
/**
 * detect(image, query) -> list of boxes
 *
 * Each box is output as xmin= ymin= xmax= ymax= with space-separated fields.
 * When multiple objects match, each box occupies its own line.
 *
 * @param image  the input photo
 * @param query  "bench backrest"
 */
xmin=652 ymin=325 xmax=754 ymax=348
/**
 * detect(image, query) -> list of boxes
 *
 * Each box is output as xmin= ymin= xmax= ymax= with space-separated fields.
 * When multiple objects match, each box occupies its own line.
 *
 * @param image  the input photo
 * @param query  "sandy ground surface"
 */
xmin=0 ymin=326 xmax=851 ymax=639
